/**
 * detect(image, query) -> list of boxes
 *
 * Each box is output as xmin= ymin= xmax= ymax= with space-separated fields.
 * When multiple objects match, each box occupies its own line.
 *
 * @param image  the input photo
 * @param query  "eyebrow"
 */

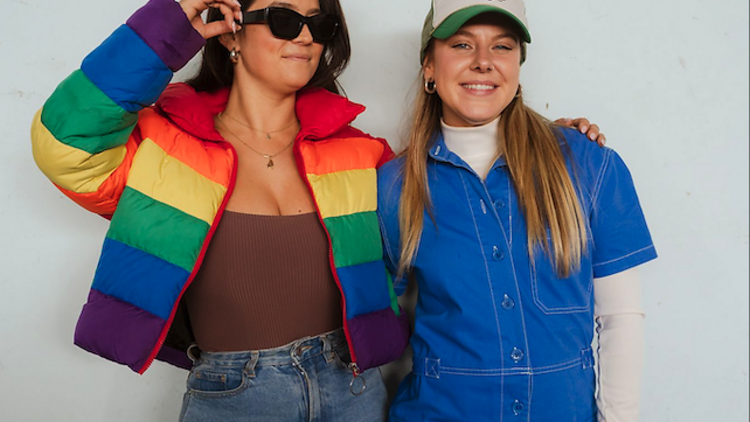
xmin=268 ymin=1 xmax=321 ymax=14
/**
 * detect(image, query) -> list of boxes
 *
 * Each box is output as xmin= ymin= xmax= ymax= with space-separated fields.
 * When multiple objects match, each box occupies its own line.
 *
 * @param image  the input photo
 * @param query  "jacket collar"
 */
xmin=155 ymin=83 xmax=366 ymax=142
xmin=429 ymin=133 xmax=508 ymax=170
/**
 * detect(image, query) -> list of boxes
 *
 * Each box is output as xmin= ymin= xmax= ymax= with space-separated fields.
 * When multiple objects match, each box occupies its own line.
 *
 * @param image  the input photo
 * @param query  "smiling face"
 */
xmin=227 ymin=0 xmax=326 ymax=95
xmin=424 ymin=13 xmax=523 ymax=127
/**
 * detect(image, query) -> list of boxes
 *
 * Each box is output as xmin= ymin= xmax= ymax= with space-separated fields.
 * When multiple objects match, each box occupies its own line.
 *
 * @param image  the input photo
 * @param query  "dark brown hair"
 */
xmin=186 ymin=0 xmax=351 ymax=94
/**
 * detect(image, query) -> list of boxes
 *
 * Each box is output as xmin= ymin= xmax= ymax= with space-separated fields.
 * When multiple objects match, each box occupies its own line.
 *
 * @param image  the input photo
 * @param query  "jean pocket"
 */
xmin=187 ymin=364 xmax=249 ymax=398
xmin=530 ymin=251 xmax=593 ymax=315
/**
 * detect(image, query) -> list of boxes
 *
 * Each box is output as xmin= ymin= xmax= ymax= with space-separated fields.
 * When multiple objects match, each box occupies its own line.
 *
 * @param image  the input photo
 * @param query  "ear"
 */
xmin=423 ymin=54 xmax=435 ymax=81
xmin=218 ymin=33 xmax=239 ymax=52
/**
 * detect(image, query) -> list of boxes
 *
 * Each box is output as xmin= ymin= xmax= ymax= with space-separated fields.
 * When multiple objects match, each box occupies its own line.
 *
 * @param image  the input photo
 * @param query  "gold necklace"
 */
xmin=220 ymin=112 xmax=299 ymax=141
xmin=218 ymin=117 xmax=296 ymax=170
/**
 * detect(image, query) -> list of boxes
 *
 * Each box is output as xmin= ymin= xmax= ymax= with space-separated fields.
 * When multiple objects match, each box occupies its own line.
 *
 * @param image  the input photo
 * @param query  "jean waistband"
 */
xmin=188 ymin=328 xmax=347 ymax=368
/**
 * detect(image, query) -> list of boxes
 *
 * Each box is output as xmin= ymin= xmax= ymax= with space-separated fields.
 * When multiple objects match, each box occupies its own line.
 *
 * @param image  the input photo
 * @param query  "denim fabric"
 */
xmin=178 ymin=329 xmax=387 ymax=422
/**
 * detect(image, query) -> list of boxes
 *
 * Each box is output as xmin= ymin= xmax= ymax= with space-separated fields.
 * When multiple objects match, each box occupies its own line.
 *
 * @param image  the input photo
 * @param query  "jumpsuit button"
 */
xmin=511 ymin=347 xmax=525 ymax=363
xmin=512 ymin=400 xmax=525 ymax=415
xmin=501 ymin=295 xmax=515 ymax=310
xmin=492 ymin=246 xmax=504 ymax=261
xmin=494 ymin=199 xmax=506 ymax=209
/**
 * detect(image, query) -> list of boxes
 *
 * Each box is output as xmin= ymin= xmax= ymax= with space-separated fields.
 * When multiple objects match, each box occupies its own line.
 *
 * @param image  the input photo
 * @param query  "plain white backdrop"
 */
xmin=0 ymin=0 xmax=747 ymax=421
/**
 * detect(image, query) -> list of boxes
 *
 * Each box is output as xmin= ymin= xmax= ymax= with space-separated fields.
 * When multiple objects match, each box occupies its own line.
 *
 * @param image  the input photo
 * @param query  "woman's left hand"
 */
xmin=555 ymin=118 xmax=606 ymax=147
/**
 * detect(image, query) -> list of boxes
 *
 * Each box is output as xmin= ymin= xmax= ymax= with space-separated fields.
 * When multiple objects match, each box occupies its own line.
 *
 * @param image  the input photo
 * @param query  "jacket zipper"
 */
xmin=138 ymin=140 xmax=239 ymax=374
xmin=293 ymin=137 xmax=361 ymax=377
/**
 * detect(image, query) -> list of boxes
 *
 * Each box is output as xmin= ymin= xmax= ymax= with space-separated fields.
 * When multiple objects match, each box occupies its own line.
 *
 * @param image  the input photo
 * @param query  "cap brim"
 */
xmin=432 ymin=5 xmax=531 ymax=44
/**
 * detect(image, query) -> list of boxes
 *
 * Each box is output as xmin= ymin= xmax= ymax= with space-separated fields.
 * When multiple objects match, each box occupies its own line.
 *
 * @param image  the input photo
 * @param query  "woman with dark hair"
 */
xmin=378 ymin=1 xmax=657 ymax=421
xmin=31 ymin=0 xmax=408 ymax=420
xmin=30 ymin=0 xmax=601 ymax=420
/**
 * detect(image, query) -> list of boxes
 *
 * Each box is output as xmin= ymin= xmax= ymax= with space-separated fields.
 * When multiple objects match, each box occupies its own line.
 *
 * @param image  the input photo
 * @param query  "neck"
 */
xmin=223 ymin=76 xmax=299 ymax=132
xmin=441 ymin=116 xmax=501 ymax=179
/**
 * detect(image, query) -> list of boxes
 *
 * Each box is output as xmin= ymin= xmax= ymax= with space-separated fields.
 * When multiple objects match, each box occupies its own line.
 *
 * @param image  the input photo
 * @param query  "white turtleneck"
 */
xmin=441 ymin=117 xmax=501 ymax=179
xmin=440 ymin=118 xmax=645 ymax=422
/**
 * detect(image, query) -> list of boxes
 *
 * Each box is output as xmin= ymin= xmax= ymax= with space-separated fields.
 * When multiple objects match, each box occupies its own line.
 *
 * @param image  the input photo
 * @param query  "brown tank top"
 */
xmin=185 ymin=211 xmax=343 ymax=352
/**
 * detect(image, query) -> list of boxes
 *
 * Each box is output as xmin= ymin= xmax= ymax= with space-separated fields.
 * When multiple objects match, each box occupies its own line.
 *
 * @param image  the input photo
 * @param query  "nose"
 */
xmin=472 ymin=49 xmax=494 ymax=73
xmin=294 ymin=23 xmax=314 ymax=45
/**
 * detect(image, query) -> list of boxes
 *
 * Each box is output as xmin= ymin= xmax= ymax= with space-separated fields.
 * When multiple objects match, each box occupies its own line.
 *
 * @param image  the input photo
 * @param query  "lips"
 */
xmin=283 ymin=54 xmax=312 ymax=61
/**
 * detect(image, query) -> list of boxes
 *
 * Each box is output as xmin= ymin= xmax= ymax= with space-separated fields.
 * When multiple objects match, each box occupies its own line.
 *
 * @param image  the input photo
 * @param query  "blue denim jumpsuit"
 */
xmin=377 ymin=128 xmax=657 ymax=422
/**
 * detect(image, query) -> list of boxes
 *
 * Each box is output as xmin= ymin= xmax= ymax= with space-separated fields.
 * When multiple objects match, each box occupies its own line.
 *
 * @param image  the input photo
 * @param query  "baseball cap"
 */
xmin=421 ymin=0 xmax=531 ymax=63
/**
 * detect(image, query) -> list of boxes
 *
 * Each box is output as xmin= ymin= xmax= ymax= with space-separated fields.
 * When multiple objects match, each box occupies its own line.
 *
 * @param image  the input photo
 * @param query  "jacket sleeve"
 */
xmin=30 ymin=0 xmax=205 ymax=216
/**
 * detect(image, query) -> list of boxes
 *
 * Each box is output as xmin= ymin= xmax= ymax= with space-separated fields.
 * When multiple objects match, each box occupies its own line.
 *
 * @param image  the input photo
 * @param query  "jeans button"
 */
xmin=494 ymin=199 xmax=506 ymax=209
xmin=512 ymin=400 xmax=525 ymax=415
xmin=492 ymin=246 xmax=504 ymax=261
xmin=501 ymin=294 xmax=515 ymax=310
xmin=511 ymin=347 xmax=524 ymax=363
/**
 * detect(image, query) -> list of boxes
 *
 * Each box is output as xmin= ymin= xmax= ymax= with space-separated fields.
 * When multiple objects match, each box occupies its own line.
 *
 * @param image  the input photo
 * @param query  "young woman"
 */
xmin=31 ymin=0 xmax=410 ymax=420
xmin=378 ymin=1 xmax=657 ymax=421
xmin=30 ymin=0 xmax=601 ymax=420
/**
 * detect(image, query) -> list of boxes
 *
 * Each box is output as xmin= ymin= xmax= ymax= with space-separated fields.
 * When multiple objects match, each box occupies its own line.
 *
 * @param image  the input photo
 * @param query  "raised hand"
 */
xmin=180 ymin=0 xmax=244 ymax=39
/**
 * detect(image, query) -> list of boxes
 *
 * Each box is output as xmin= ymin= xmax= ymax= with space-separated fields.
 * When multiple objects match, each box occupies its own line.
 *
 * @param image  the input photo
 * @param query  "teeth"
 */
xmin=462 ymin=84 xmax=495 ymax=91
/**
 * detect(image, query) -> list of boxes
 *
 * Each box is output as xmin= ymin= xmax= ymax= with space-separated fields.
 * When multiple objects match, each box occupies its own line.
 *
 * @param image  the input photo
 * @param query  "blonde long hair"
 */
xmin=397 ymin=48 xmax=588 ymax=279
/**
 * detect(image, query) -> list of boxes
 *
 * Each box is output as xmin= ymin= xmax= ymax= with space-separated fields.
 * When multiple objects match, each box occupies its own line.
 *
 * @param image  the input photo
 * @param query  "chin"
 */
xmin=456 ymin=110 xmax=504 ymax=126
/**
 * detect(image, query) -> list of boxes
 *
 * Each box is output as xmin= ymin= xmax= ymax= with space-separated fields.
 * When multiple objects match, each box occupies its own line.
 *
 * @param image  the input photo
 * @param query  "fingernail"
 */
xmin=580 ymin=126 xmax=588 ymax=133
xmin=232 ymin=21 xmax=237 ymax=34
xmin=590 ymin=133 xmax=596 ymax=140
xmin=234 ymin=0 xmax=242 ymax=7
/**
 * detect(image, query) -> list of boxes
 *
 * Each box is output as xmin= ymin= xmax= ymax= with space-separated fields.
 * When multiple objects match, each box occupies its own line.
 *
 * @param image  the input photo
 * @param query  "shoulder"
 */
xmin=555 ymin=126 xmax=617 ymax=181
xmin=378 ymin=156 xmax=406 ymax=187
xmin=321 ymin=125 xmax=395 ymax=168
xmin=377 ymin=156 xmax=406 ymax=212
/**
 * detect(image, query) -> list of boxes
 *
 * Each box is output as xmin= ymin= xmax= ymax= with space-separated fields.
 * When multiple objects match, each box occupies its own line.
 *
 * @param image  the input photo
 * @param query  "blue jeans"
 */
xmin=178 ymin=329 xmax=388 ymax=422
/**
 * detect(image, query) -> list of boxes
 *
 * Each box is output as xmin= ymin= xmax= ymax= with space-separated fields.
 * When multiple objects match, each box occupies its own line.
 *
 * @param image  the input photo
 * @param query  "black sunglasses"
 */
xmin=240 ymin=7 xmax=340 ymax=43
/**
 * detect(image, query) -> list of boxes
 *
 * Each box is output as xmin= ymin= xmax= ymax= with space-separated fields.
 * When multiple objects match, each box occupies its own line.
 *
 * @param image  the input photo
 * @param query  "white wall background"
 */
xmin=1 ymin=0 xmax=747 ymax=420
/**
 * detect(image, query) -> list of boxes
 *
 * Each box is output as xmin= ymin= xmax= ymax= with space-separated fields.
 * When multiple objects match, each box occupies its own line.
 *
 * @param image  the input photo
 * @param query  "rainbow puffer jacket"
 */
xmin=30 ymin=0 xmax=409 ymax=375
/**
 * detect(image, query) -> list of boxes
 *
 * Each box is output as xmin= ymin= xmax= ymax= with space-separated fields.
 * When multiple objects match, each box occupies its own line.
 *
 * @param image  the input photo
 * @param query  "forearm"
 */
xmin=594 ymin=269 xmax=645 ymax=422
xmin=31 ymin=0 xmax=205 ymax=215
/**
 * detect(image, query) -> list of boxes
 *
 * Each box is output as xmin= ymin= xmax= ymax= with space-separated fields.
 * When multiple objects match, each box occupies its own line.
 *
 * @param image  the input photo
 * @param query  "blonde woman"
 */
xmin=377 ymin=1 xmax=657 ymax=421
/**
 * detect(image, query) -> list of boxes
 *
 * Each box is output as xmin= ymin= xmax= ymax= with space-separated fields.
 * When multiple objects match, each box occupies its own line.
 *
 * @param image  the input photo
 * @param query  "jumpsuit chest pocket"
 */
xmin=530 ymin=249 xmax=593 ymax=315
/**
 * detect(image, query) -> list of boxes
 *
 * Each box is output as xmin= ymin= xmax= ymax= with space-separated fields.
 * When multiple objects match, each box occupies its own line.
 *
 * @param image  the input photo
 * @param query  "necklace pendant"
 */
xmin=267 ymin=158 xmax=274 ymax=169
xmin=266 ymin=134 xmax=272 ymax=141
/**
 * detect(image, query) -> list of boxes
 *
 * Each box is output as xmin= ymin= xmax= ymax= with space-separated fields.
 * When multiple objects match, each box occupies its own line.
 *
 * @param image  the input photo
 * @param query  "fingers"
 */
xmin=557 ymin=117 xmax=606 ymax=147
xmin=181 ymin=0 xmax=243 ymax=38
xmin=570 ymin=118 xmax=590 ymax=135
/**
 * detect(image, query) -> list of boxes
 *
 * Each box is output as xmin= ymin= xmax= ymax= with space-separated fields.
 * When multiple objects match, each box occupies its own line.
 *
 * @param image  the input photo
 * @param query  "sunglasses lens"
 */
xmin=309 ymin=15 xmax=339 ymax=41
xmin=269 ymin=9 xmax=303 ymax=40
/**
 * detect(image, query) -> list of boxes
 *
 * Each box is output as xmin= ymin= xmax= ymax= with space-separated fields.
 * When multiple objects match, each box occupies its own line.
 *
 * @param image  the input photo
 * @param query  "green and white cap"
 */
xmin=421 ymin=0 xmax=531 ymax=62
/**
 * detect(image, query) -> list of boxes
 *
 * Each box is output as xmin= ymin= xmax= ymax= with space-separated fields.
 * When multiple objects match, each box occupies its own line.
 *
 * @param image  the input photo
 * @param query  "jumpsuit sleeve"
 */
xmin=589 ymin=148 xmax=658 ymax=277
xmin=377 ymin=160 xmax=410 ymax=296
xmin=30 ymin=0 xmax=205 ymax=217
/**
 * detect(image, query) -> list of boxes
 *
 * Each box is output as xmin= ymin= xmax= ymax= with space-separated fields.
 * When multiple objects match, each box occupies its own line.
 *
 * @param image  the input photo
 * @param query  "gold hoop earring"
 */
xmin=229 ymin=48 xmax=240 ymax=64
xmin=425 ymin=79 xmax=437 ymax=94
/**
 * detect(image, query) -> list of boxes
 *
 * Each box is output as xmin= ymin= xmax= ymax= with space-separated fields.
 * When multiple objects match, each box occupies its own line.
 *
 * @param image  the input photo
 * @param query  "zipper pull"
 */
xmin=348 ymin=363 xmax=367 ymax=396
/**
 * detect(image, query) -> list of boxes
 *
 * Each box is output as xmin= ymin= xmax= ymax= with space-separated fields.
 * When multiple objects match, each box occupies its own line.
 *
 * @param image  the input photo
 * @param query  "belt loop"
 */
xmin=425 ymin=358 xmax=441 ymax=379
xmin=581 ymin=348 xmax=595 ymax=369
xmin=244 ymin=351 xmax=260 ymax=379
xmin=322 ymin=333 xmax=335 ymax=363
xmin=186 ymin=343 xmax=201 ymax=365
